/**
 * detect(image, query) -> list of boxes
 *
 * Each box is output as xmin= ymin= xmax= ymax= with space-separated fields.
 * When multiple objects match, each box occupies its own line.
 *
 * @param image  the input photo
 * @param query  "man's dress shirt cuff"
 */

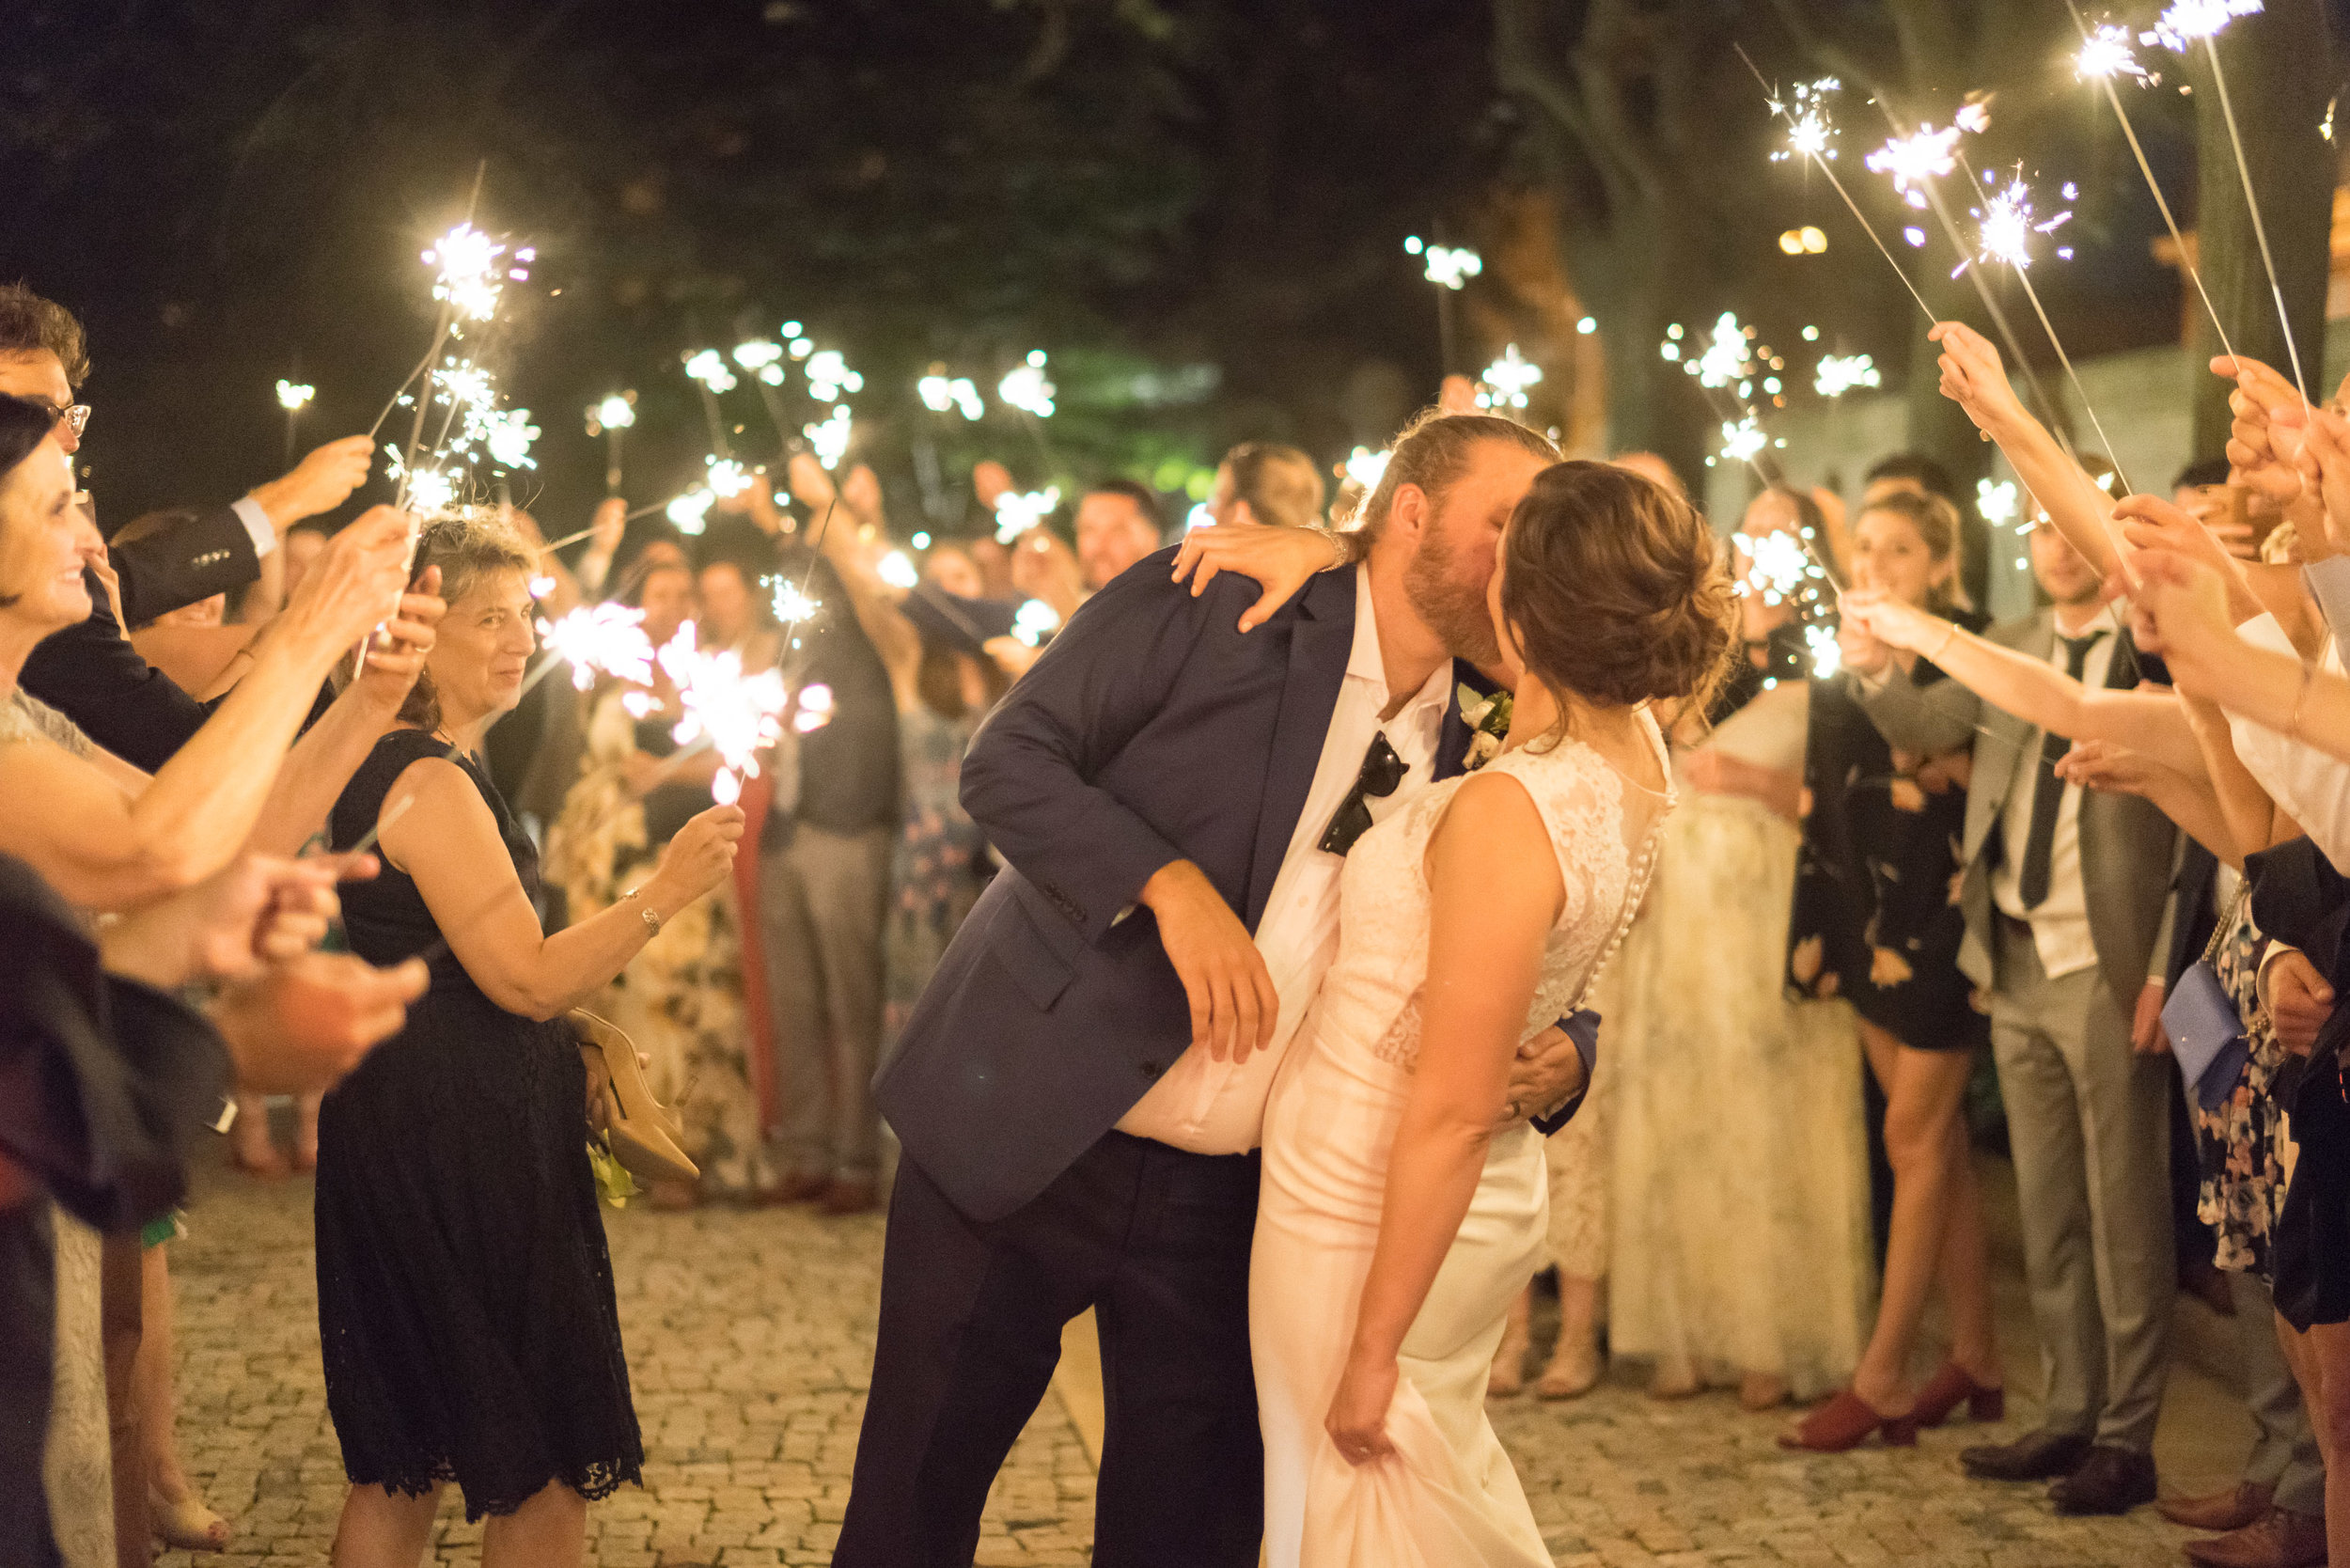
xmin=230 ymin=496 xmax=277 ymax=560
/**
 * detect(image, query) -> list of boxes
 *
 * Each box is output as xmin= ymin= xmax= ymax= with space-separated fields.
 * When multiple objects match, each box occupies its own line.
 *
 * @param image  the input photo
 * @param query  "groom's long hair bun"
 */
xmin=1501 ymin=461 xmax=1736 ymax=719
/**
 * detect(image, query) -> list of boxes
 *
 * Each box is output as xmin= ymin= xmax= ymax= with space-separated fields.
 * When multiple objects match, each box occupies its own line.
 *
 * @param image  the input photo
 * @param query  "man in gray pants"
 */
xmin=761 ymin=551 xmax=900 ymax=1215
xmin=1853 ymin=517 xmax=2176 ymax=1516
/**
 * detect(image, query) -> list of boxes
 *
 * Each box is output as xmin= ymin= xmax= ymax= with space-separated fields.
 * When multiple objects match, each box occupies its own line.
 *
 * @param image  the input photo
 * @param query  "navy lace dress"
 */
xmin=315 ymin=729 xmax=642 ymax=1518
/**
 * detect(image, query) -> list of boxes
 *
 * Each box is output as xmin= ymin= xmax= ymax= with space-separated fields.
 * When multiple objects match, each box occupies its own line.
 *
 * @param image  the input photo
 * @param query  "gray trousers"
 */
xmin=2233 ymin=1270 xmax=2327 ymax=1514
xmin=760 ymin=823 xmax=893 ymax=1183
xmin=1990 ymin=918 xmax=2174 ymax=1452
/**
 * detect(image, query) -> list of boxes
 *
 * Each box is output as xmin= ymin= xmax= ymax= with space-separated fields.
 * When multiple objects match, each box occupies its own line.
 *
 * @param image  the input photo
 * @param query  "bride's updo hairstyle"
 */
xmin=1500 ymin=460 xmax=1736 ymax=718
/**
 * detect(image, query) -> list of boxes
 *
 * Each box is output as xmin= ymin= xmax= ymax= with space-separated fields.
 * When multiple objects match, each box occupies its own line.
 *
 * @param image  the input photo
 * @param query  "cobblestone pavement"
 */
xmin=158 ymin=1147 xmax=2223 ymax=1567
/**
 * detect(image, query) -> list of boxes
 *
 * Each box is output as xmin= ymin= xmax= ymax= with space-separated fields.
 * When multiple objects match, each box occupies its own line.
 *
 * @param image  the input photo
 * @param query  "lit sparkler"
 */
xmin=706 ymin=458 xmax=753 ymax=498
xmin=1403 ymin=236 xmax=1483 ymax=289
xmin=732 ymin=339 xmax=787 ymax=387
xmin=804 ymin=350 xmax=864 ymax=403
xmin=805 ymin=404 xmax=853 ymax=470
xmin=1740 ymin=530 xmax=1814 ymax=605
xmin=992 ymin=486 xmax=1061 ymax=544
xmin=1718 ymin=415 xmax=1768 ymax=466
xmin=1344 ymin=447 xmax=1391 ymax=492
xmin=666 ymin=488 xmax=716 ymax=536
xmin=276 ymin=379 xmax=314 ymax=463
xmin=918 ymin=373 xmax=985 ymax=420
xmin=878 ymin=550 xmax=919 ymax=590
xmin=2138 ymin=0 xmax=2305 ymax=399
xmin=997 ymin=353 xmax=1057 ymax=418
xmin=537 ymin=604 xmax=656 ymax=691
xmin=586 ymin=392 xmax=634 ymax=494
xmin=1866 ymin=123 xmax=1963 ymax=210
xmin=683 ymin=349 xmax=739 ymax=395
xmin=770 ymin=579 xmax=822 ymax=624
xmin=1813 ymin=353 xmax=1881 ymax=397
xmin=1478 ymin=344 xmax=1543 ymax=410
xmin=655 ymin=622 xmax=790 ymax=807
xmin=1013 ymin=599 xmax=1062 ymax=648
xmin=1977 ymin=477 xmax=2021 ymax=529
xmin=2075 ymin=22 xmax=2151 ymax=80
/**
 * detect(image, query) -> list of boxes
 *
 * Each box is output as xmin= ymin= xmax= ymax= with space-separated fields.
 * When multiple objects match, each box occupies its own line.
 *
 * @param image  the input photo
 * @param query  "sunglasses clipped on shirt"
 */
xmin=1318 ymin=732 xmax=1409 ymax=857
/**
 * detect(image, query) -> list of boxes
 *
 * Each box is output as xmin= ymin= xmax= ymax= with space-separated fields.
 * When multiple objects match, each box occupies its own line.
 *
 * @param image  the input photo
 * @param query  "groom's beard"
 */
xmin=1405 ymin=533 xmax=1501 ymax=666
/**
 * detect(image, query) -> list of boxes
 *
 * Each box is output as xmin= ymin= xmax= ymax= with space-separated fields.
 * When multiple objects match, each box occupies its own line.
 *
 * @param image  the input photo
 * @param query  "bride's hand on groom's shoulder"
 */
xmin=1326 ymin=1353 xmax=1399 ymax=1466
xmin=1171 ymin=522 xmax=1351 ymax=634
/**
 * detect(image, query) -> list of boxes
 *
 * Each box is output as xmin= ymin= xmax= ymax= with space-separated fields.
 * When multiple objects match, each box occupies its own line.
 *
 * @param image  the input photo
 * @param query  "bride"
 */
xmin=1196 ymin=462 xmax=1735 ymax=1565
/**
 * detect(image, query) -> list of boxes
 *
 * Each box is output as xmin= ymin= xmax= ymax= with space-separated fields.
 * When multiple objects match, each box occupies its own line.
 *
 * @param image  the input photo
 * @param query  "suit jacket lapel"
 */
xmin=1434 ymin=660 xmax=1495 ymax=782
xmin=1243 ymin=570 xmax=1356 ymax=931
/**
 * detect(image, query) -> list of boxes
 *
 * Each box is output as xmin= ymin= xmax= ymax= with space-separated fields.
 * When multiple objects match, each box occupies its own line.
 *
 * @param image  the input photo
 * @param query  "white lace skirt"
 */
xmin=1254 ymin=1030 xmax=1551 ymax=1568
xmin=1605 ymin=791 xmax=1873 ymax=1397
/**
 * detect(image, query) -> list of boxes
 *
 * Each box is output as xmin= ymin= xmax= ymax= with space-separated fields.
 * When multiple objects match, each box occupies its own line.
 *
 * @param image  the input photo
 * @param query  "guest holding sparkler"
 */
xmin=544 ymin=551 xmax=766 ymax=1202
xmin=317 ymin=514 xmax=743 ymax=1562
xmin=791 ymin=460 xmax=1028 ymax=1076
xmin=1780 ymin=485 xmax=2007 ymax=1453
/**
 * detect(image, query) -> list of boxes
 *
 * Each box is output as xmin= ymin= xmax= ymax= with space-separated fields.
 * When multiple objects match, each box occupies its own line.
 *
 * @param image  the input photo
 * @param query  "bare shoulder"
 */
xmin=379 ymin=754 xmax=497 ymax=863
xmin=1433 ymin=769 xmax=1564 ymax=889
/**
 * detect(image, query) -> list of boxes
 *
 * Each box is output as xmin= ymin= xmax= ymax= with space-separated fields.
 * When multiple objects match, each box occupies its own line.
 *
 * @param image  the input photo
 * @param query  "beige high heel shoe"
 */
xmin=571 ymin=1010 xmax=698 ymax=1184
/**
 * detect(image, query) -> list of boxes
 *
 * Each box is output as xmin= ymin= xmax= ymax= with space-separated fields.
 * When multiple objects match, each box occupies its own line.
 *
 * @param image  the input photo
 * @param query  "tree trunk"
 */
xmin=2190 ymin=0 xmax=2335 ymax=458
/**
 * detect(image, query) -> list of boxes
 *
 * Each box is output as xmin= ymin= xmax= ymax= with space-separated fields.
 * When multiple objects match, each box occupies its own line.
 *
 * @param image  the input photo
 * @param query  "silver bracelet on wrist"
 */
xmin=1323 ymin=529 xmax=1351 ymax=572
xmin=623 ymin=887 xmax=661 ymax=936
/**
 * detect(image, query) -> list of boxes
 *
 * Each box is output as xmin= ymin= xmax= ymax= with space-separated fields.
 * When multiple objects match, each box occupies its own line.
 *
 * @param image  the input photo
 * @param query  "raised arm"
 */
xmin=791 ymin=457 xmax=918 ymax=697
xmin=0 ymin=510 xmax=413 ymax=910
xmin=1842 ymin=589 xmax=2204 ymax=776
xmin=1832 ymin=604 xmax=1983 ymax=756
xmin=1931 ymin=321 xmax=2128 ymax=585
xmin=1169 ymin=520 xmax=1355 ymax=633
xmin=384 ymin=757 xmax=744 ymax=1021
xmin=1325 ymin=770 xmax=1560 ymax=1465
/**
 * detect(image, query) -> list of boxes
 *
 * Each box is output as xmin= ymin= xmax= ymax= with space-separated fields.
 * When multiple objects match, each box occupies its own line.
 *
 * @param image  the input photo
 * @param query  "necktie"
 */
xmin=1319 ymin=732 xmax=1409 ymax=856
xmin=2017 ymin=630 xmax=2107 ymax=908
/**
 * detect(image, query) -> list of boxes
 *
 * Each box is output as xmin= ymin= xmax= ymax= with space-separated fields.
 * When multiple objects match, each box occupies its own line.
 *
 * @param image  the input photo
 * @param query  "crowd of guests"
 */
xmin=12 ymin=243 xmax=2350 ymax=1568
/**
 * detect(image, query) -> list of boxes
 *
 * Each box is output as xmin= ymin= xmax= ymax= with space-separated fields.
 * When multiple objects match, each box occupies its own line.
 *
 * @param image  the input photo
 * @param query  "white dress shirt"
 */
xmin=1989 ymin=604 xmax=2121 ymax=980
xmin=2225 ymin=609 xmax=2350 ymax=870
xmin=1116 ymin=566 xmax=1456 ymax=1154
xmin=229 ymin=495 xmax=278 ymax=560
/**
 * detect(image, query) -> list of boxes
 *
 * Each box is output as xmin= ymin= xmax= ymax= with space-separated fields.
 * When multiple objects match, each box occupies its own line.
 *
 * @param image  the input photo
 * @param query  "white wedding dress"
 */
xmin=1253 ymin=716 xmax=1671 ymax=1568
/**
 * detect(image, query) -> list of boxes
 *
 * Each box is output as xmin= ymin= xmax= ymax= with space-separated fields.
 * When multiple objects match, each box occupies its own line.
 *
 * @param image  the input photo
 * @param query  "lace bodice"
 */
xmin=1312 ymin=711 xmax=1673 ymax=1074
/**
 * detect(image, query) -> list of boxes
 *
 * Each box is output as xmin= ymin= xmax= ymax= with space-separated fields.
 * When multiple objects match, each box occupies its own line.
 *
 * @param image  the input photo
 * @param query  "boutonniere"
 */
xmin=1457 ymin=683 xmax=1512 ymax=772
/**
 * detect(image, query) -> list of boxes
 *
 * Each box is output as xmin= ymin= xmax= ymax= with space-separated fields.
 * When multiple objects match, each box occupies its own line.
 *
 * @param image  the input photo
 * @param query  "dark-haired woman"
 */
xmin=1781 ymin=488 xmax=2005 ymax=1450
xmin=317 ymin=515 xmax=744 ymax=1566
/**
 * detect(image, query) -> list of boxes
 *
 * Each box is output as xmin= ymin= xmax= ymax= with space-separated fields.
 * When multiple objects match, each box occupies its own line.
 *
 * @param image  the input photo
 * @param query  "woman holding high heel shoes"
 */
xmin=316 ymin=515 xmax=743 ymax=1567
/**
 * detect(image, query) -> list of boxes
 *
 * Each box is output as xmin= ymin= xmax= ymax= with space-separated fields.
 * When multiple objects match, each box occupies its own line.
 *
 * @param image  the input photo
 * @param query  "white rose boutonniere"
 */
xmin=1458 ymin=683 xmax=1512 ymax=772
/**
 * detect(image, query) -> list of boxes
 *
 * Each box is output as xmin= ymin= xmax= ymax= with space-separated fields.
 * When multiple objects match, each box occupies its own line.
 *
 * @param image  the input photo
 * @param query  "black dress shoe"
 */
xmin=2049 ymin=1446 xmax=2158 ymax=1516
xmin=1960 ymin=1428 xmax=2093 ymax=1482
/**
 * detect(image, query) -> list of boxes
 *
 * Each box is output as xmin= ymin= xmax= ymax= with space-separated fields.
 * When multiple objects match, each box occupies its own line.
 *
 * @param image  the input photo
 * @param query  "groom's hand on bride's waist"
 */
xmin=1502 ymin=1025 xmax=1588 ymax=1128
xmin=1140 ymin=859 xmax=1279 ymax=1061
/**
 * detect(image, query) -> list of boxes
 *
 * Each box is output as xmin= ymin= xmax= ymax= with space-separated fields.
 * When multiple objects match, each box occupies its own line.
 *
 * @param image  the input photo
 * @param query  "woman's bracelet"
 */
xmin=2287 ymin=658 xmax=2315 ymax=742
xmin=622 ymin=887 xmax=661 ymax=936
xmin=1931 ymin=620 xmax=1958 ymax=665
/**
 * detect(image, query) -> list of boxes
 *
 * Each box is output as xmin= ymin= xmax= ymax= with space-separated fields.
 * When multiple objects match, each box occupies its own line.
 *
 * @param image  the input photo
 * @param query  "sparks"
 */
xmin=2143 ymin=0 xmax=2262 ymax=51
xmin=536 ymin=604 xmax=655 ymax=692
xmin=275 ymin=380 xmax=314 ymax=412
xmin=1977 ymin=477 xmax=2020 ymax=528
xmin=1770 ymin=77 xmax=1841 ymax=164
xmin=1479 ymin=344 xmax=1543 ymax=409
xmin=1976 ymin=177 xmax=2071 ymax=271
xmin=917 ymin=373 xmax=985 ymax=420
xmin=480 ymin=407 xmax=540 ymax=470
xmin=666 ymin=488 xmax=716 ymax=536
xmin=878 ymin=550 xmax=918 ymax=590
xmin=683 ymin=349 xmax=738 ymax=394
xmin=706 ymin=458 xmax=752 ymax=498
xmin=770 ymin=579 xmax=822 ymax=625
xmin=997 ymin=352 xmax=1057 ymax=418
xmin=733 ymin=340 xmax=786 ymax=387
xmin=590 ymin=393 xmax=635 ymax=432
xmin=405 ymin=468 xmax=457 ymax=515
xmin=992 ymin=486 xmax=1062 ymax=543
xmin=1012 ymin=599 xmax=1062 ymax=648
xmin=657 ymin=621 xmax=790 ymax=804
xmin=1719 ymin=415 xmax=1767 ymax=466
xmin=804 ymin=404 xmax=853 ymax=469
xmin=1814 ymin=353 xmax=1881 ymax=397
xmin=1411 ymin=242 xmax=1482 ymax=290
xmin=1344 ymin=446 xmax=1391 ymax=492
xmin=804 ymin=349 xmax=864 ymax=403
xmin=792 ymin=682 xmax=835 ymax=737
xmin=421 ymin=223 xmax=525 ymax=323
xmin=1740 ymin=530 xmax=1814 ymax=604
xmin=1691 ymin=313 xmax=1754 ymax=390
xmin=2076 ymin=23 xmax=2150 ymax=80
xmin=1866 ymin=124 xmax=1962 ymax=210
xmin=1805 ymin=619 xmax=1843 ymax=679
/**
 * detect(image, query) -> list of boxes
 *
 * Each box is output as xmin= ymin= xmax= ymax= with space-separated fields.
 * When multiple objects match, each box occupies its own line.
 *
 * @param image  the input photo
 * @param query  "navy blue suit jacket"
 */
xmin=876 ymin=548 xmax=1587 ymax=1223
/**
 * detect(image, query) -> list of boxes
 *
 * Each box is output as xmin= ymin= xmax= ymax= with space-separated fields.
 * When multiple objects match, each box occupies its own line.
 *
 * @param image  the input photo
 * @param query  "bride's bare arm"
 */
xmin=1325 ymin=772 xmax=1561 ymax=1463
xmin=1169 ymin=521 xmax=1354 ymax=633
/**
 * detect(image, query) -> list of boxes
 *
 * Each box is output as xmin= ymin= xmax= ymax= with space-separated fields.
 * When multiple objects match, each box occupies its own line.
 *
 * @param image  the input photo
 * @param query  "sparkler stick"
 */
xmin=2201 ymin=33 xmax=2310 ymax=402
xmin=2065 ymin=5 xmax=2237 ymax=363
xmin=1733 ymin=47 xmax=1937 ymax=322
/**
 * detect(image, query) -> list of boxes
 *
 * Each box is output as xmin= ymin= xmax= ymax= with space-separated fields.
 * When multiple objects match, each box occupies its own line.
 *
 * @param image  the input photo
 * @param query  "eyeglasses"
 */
xmin=26 ymin=400 xmax=90 ymax=438
xmin=1318 ymin=732 xmax=1409 ymax=856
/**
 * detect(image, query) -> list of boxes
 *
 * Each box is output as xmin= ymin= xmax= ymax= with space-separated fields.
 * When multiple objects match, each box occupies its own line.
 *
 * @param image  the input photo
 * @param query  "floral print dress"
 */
xmin=2197 ymin=888 xmax=2291 ymax=1278
xmin=1785 ymin=647 xmax=1991 ymax=1054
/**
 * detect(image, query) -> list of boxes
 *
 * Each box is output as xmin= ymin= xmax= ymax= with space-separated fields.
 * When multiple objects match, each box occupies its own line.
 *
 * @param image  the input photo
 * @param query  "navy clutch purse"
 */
xmin=2165 ymin=879 xmax=2251 ymax=1115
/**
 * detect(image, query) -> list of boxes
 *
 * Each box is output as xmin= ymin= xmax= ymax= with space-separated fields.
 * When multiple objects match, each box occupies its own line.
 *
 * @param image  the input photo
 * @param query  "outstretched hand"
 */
xmin=1930 ymin=321 xmax=2026 ymax=433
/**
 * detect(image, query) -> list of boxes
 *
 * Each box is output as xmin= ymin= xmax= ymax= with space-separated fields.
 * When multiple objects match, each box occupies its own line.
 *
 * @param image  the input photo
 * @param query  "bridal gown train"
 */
xmin=1254 ymin=718 xmax=1671 ymax=1568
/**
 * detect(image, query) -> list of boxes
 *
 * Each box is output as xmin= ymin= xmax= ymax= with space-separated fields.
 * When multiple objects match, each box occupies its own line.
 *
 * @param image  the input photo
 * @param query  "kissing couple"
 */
xmin=834 ymin=411 xmax=1737 ymax=1567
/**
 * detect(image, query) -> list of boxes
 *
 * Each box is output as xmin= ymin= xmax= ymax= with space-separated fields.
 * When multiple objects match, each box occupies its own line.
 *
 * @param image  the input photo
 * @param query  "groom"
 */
xmin=836 ymin=411 xmax=1593 ymax=1568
